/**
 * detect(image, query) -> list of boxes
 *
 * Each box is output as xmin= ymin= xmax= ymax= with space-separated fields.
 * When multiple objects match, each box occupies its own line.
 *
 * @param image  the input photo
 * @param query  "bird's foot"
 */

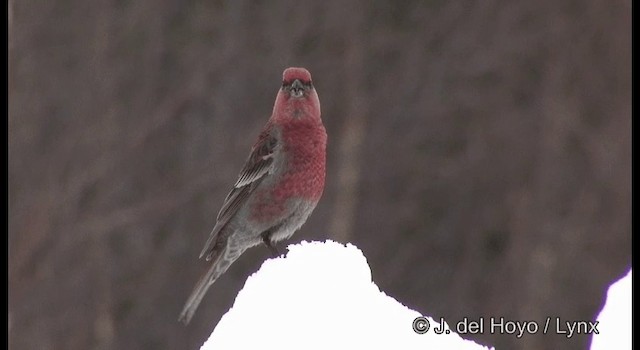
xmin=261 ymin=233 xmax=280 ymax=258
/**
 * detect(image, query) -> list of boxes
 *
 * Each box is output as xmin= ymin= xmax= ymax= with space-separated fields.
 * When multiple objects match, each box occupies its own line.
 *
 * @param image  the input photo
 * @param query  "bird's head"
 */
xmin=281 ymin=67 xmax=314 ymax=99
xmin=273 ymin=67 xmax=321 ymax=121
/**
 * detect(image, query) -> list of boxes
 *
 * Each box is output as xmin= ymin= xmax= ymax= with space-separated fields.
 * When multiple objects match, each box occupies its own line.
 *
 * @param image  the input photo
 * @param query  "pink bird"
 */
xmin=179 ymin=67 xmax=327 ymax=324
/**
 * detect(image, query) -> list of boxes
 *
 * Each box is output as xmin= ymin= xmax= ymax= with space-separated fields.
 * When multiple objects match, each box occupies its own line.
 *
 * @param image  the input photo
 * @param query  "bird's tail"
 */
xmin=179 ymin=246 xmax=226 ymax=325
xmin=179 ymin=244 xmax=244 ymax=325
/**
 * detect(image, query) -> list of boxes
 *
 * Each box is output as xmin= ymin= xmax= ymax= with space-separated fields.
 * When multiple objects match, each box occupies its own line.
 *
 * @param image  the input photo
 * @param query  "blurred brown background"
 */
xmin=8 ymin=1 xmax=631 ymax=349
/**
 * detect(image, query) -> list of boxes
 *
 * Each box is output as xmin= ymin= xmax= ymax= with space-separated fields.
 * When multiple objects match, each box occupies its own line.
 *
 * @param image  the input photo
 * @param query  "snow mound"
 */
xmin=202 ymin=240 xmax=492 ymax=350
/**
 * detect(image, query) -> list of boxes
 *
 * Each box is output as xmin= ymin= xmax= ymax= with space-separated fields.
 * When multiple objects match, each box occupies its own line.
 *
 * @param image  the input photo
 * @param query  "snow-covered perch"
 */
xmin=200 ymin=240 xmax=493 ymax=350
xmin=590 ymin=268 xmax=631 ymax=350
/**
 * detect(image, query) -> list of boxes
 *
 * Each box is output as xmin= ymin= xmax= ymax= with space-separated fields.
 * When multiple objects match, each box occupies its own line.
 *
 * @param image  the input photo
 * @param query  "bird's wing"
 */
xmin=198 ymin=127 xmax=278 ymax=260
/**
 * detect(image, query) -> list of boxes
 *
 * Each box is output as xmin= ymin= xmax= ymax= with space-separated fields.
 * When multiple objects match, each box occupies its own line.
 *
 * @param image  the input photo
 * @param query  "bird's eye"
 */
xmin=282 ymin=80 xmax=312 ymax=88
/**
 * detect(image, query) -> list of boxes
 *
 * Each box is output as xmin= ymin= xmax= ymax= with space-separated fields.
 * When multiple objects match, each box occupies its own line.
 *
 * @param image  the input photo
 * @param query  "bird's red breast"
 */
xmin=276 ymin=119 xmax=327 ymax=201
xmin=249 ymin=120 xmax=326 ymax=222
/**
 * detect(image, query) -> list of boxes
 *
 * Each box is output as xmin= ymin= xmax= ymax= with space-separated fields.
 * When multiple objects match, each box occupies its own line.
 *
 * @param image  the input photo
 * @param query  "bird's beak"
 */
xmin=290 ymin=79 xmax=304 ymax=98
